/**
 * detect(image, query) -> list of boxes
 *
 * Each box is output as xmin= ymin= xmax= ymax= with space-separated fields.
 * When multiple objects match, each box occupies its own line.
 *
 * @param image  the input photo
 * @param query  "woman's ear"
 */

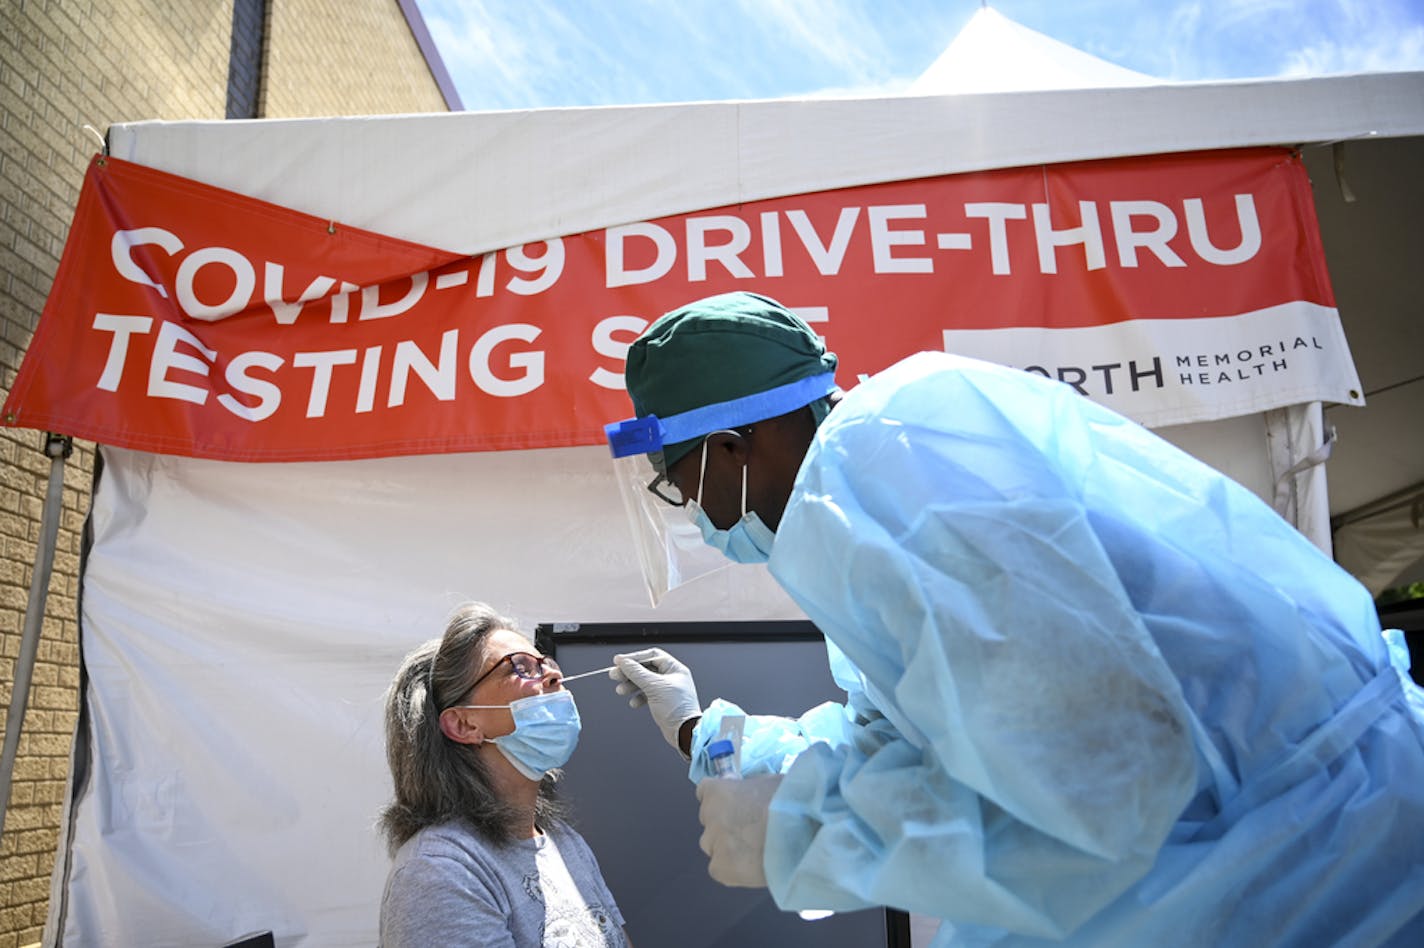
xmin=439 ymin=707 xmax=485 ymax=745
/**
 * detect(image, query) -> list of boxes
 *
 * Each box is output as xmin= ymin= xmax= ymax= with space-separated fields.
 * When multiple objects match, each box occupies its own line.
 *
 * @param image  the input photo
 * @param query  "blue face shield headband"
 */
xmin=604 ymin=372 xmax=839 ymax=461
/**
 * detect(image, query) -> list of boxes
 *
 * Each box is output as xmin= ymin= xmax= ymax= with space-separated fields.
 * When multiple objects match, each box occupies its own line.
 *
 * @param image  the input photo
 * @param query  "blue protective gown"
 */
xmin=688 ymin=351 xmax=1424 ymax=946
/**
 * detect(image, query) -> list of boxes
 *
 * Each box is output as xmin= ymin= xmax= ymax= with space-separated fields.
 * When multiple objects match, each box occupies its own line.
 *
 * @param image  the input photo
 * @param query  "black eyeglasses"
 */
xmin=642 ymin=426 xmax=754 ymax=507
xmin=646 ymin=472 xmax=686 ymax=507
xmin=469 ymin=651 xmax=562 ymax=692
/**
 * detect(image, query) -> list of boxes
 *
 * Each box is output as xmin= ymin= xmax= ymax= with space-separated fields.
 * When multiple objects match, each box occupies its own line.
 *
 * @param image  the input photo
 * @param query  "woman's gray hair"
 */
xmin=377 ymin=602 xmax=568 ymax=853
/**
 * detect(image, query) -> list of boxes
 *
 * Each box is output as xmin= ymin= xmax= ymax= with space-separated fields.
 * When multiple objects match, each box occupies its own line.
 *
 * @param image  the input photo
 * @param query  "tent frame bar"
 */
xmin=0 ymin=432 xmax=72 ymax=843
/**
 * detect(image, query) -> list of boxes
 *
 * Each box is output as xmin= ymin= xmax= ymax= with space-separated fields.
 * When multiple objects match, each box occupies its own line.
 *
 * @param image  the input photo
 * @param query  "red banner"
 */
xmin=2 ymin=149 xmax=1350 ymax=461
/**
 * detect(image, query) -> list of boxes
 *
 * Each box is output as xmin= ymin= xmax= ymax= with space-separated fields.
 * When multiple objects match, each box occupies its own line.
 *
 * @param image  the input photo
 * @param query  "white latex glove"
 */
xmin=696 ymin=773 xmax=782 ymax=888
xmin=610 ymin=648 xmax=701 ymax=753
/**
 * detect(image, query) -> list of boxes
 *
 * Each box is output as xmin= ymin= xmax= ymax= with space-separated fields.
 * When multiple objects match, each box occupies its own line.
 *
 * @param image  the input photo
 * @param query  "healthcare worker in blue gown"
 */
xmin=602 ymin=291 xmax=1424 ymax=947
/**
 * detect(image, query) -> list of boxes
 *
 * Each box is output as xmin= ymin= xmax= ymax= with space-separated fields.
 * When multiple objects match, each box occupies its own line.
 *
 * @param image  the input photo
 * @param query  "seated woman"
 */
xmin=379 ymin=601 xmax=630 ymax=947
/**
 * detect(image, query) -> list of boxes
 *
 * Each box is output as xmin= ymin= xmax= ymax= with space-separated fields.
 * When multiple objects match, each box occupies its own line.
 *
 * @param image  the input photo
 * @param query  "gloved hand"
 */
xmin=610 ymin=648 xmax=701 ymax=754
xmin=696 ymin=773 xmax=782 ymax=888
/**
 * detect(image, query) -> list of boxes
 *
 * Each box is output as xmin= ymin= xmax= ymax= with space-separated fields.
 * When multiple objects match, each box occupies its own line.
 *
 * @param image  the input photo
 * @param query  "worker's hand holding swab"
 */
xmin=611 ymin=648 xmax=701 ymax=754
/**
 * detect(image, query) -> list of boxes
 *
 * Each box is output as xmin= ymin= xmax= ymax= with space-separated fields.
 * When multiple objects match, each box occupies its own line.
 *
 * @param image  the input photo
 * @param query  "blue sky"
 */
xmin=415 ymin=0 xmax=1424 ymax=112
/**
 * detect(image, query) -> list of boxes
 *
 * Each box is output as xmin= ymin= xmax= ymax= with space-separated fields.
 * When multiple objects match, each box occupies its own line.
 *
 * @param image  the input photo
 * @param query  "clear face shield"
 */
xmin=609 ymin=449 xmax=732 ymax=605
xmin=604 ymin=372 xmax=839 ymax=605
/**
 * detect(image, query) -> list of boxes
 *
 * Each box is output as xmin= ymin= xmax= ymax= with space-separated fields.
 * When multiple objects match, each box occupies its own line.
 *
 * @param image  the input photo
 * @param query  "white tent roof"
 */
xmin=909 ymin=6 xmax=1160 ymax=95
xmin=107 ymin=69 xmax=1424 ymax=584
xmin=112 ymin=73 xmax=1422 ymax=258
xmin=98 ymin=9 xmax=1424 ymax=592
xmin=111 ymin=70 xmax=1424 ymax=562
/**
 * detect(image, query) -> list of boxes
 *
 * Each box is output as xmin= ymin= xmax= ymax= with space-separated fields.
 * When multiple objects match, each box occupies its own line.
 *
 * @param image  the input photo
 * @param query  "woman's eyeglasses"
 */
xmin=469 ymin=651 xmax=561 ymax=692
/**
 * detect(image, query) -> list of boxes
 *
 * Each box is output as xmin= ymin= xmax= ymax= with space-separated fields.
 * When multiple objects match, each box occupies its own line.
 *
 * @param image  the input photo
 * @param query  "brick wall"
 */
xmin=0 ymin=2 xmax=445 ymax=943
xmin=265 ymin=0 xmax=448 ymax=117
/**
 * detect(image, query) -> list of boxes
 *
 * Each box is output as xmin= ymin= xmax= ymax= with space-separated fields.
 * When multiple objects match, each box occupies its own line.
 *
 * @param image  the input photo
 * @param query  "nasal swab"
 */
xmin=559 ymin=665 xmax=617 ymax=683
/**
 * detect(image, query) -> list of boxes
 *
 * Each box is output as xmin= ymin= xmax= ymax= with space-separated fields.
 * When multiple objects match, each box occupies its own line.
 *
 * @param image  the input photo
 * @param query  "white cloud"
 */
xmin=1067 ymin=0 xmax=1424 ymax=81
xmin=420 ymin=0 xmax=535 ymax=107
xmin=737 ymin=0 xmax=887 ymax=82
xmin=1211 ymin=0 xmax=1303 ymax=28
xmin=422 ymin=0 xmax=627 ymax=110
xmin=417 ymin=0 xmax=1424 ymax=110
xmin=1280 ymin=25 xmax=1424 ymax=75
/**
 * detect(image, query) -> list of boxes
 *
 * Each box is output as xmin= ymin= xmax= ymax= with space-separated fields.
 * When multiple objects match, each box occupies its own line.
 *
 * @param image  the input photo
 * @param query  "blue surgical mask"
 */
xmin=685 ymin=435 xmax=776 ymax=565
xmin=459 ymin=690 xmax=582 ymax=780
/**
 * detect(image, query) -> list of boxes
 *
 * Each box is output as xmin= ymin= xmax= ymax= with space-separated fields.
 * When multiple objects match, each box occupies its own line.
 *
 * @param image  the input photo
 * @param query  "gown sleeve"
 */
xmin=687 ymin=696 xmax=863 ymax=782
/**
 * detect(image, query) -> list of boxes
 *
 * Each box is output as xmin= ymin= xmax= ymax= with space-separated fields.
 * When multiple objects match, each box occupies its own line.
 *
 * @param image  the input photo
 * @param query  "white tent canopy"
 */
xmin=34 ymin=10 xmax=1424 ymax=945
xmin=107 ymin=69 xmax=1424 ymax=576
xmin=909 ymin=6 xmax=1160 ymax=94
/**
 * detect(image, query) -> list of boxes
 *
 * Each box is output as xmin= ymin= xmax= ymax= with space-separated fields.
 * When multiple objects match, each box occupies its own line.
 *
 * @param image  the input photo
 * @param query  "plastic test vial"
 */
xmin=707 ymin=738 xmax=740 ymax=779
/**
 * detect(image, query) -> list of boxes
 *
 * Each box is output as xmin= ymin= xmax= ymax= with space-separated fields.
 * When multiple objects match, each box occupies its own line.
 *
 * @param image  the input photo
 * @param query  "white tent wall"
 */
xmin=1302 ymin=132 xmax=1424 ymax=591
xmin=52 ymin=446 xmax=799 ymax=945
xmin=42 ymin=74 xmax=1424 ymax=944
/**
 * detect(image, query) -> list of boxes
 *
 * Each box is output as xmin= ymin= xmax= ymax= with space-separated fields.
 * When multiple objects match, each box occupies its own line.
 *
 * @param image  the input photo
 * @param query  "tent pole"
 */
xmin=0 ymin=432 xmax=73 ymax=843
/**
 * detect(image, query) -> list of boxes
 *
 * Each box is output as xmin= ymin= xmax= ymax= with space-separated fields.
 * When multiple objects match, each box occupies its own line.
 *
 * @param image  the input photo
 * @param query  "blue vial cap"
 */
xmin=707 ymin=739 xmax=735 ymax=759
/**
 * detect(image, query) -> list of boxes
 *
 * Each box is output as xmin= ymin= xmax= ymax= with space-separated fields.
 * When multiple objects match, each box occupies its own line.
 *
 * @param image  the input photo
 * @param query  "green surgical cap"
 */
xmin=624 ymin=291 xmax=839 ymax=468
